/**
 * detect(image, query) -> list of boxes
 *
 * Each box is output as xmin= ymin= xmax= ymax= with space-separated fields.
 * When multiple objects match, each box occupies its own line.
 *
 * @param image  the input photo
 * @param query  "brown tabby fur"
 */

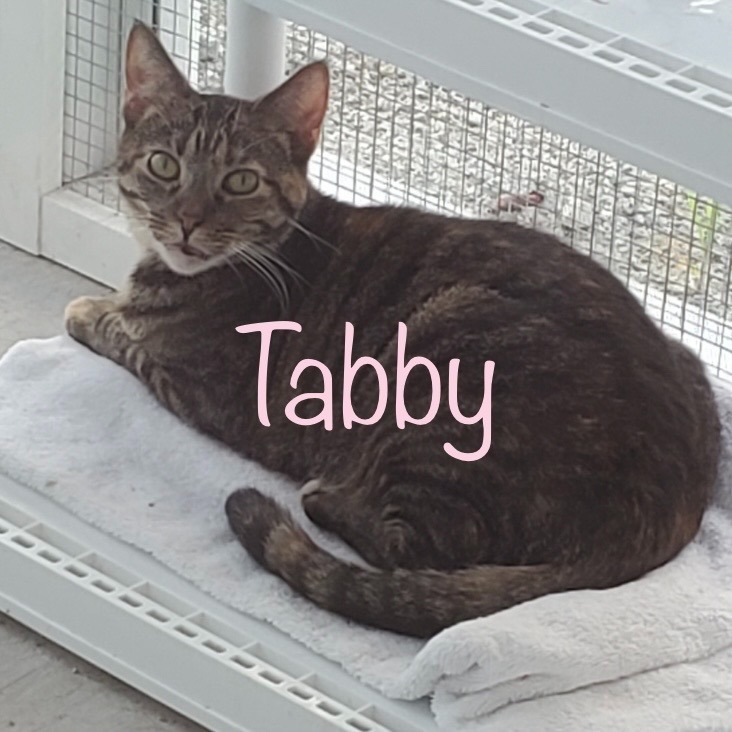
xmin=65 ymin=23 xmax=721 ymax=637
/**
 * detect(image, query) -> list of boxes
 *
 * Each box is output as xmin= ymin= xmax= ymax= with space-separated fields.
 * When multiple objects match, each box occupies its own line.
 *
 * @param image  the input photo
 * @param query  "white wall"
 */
xmin=0 ymin=0 xmax=66 ymax=253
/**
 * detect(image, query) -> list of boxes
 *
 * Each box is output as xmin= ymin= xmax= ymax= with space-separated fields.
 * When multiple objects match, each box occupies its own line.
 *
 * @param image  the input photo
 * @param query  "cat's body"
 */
xmin=65 ymin=23 xmax=721 ymax=637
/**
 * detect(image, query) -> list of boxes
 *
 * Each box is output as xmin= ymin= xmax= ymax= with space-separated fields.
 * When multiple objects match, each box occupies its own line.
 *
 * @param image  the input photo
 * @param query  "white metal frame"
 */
xmin=0 ymin=473 xmax=435 ymax=732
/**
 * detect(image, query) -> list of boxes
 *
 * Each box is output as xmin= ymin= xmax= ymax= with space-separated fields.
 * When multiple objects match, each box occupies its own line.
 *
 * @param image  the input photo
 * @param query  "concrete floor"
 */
xmin=0 ymin=241 xmax=205 ymax=731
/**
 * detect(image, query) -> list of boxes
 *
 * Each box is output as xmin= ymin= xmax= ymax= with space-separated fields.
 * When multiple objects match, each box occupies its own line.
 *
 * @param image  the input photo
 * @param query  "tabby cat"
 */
xmin=65 ymin=22 xmax=721 ymax=637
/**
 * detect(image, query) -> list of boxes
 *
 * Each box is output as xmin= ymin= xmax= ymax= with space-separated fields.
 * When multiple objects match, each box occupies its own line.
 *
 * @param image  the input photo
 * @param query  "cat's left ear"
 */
xmin=254 ymin=62 xmax=330 ymax=163
xmin=124 ymin=21 xmax=194 ymax=125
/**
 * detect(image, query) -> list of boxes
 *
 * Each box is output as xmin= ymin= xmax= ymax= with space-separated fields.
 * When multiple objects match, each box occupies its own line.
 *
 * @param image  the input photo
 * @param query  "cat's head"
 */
xmin=117 ymin=22 xmax=329 ymax=276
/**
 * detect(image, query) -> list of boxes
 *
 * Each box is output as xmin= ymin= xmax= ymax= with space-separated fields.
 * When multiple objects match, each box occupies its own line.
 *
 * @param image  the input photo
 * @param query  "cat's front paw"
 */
xmin=64 ymin=296 xmax=113 ymax=346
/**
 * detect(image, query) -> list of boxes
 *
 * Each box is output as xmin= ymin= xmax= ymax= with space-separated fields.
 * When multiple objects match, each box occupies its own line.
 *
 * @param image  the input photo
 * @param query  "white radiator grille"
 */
xmin=62 ymin=0 xmax=732 ymax=379
xmin=0 ymin=485 xmax=415 ymax=732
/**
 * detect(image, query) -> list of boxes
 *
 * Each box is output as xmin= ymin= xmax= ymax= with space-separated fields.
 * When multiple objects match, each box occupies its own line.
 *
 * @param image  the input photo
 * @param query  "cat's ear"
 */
xmin=255 ymin=62 xmax=330 ymax=163
xmin=124 ymin=21 xmax=193 ymax=125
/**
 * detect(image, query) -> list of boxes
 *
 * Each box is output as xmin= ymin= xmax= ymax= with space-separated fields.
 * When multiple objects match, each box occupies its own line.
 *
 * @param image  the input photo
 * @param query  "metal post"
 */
xmin=224 ymin=1 xmax=286 ymax=99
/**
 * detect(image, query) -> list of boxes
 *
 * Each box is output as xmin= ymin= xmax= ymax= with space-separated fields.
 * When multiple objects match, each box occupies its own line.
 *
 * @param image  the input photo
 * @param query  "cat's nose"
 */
xmin=179 ymin=215 xmax=203 ymax=240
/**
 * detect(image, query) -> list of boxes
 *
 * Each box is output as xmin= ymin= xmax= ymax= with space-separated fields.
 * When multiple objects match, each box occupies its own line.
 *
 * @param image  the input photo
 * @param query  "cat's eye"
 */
xmin=222 ymin=169 xmax=260 ymax=195
xmin=147 ymin=151 xmax=180 ymax=181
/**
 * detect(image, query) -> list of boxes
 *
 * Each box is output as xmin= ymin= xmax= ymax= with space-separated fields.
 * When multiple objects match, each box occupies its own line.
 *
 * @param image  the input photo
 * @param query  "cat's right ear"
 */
xmin=254 ymin=62 xmax=330 ymax=163
xmin=124 ymin=21 xmax=193 ymax=125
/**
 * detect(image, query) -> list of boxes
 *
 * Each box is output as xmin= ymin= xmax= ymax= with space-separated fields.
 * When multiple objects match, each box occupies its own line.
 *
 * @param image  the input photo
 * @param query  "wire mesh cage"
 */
xmin=63 ymin=0 xmax=732 ymax=380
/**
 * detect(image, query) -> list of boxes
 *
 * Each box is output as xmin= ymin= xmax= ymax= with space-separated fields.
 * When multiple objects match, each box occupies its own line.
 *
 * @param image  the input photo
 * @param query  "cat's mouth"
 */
xmin=157 ymin=240 xmax=219 ymax=275
xmin=167 ymin=241 xmax=209 ymax=260
xmin=150 ymin=235 xmax=224 ymax=276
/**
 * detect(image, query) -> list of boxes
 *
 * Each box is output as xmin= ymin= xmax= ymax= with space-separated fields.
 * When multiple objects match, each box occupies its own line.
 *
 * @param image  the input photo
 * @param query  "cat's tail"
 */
xmin=225 ymin=488 xmax=578 ymax=637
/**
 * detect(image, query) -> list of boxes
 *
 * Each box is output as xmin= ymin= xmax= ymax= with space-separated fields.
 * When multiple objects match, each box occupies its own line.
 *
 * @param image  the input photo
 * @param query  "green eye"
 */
xmin=222 ymin=169 xmax=260 ymax=195
xmin=147 ymin=151 xmax=180 ymax=181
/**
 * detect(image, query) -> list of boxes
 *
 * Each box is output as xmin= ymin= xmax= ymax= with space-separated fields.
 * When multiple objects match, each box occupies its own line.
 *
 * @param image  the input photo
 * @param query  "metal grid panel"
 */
xmin=62 ymin=1 xmax=732 ymax=380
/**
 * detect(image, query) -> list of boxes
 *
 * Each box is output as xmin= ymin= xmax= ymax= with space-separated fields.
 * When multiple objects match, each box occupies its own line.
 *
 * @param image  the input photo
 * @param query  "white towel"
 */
xmin=1 ymin=335 xmax=732 ymax=731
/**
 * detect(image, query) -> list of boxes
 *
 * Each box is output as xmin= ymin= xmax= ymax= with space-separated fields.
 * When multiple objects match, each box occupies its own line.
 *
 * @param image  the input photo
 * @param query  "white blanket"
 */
xmin=1 ymin=335 xmax=732 ymax=731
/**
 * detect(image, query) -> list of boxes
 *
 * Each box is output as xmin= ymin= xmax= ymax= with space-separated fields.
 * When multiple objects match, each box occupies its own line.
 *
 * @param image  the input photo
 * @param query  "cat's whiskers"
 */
xmin=217 ymin=229 xmax=307 ymax=289
xmin=224 ymin=258 xmax=250 ymax=291
xmin=242 ymin=246 xmax=291 ymax=308
xmin=251 ymin=243 xmax=308 ymax=288
xmin=238 ymin=238 xmax=309 ymax=294
xmin=230 ymin=246 xmax=289 ymax=311
xmin=66 ymin=163 xmax=119 ymax=186
xmin=286 ymin=217 xmax=338 ymax=254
